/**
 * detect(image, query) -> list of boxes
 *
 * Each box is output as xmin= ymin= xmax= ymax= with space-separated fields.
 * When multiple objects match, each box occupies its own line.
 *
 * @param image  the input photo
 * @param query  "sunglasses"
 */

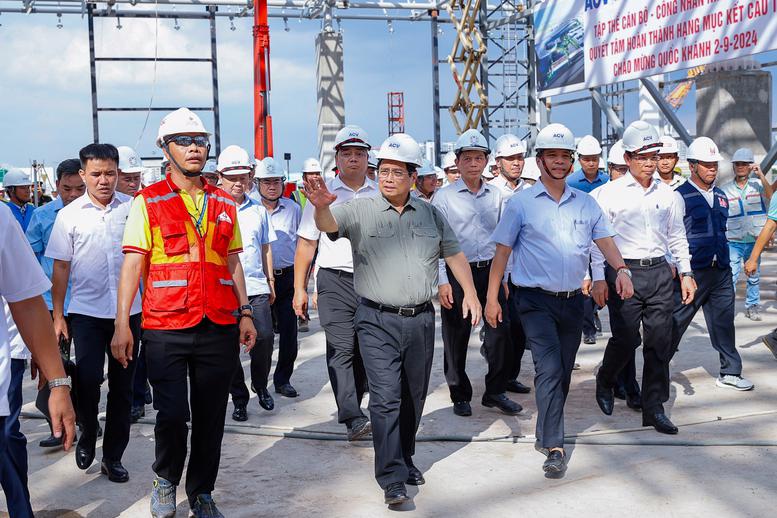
xmin=165 ymin=135 xmax=209 ymax=148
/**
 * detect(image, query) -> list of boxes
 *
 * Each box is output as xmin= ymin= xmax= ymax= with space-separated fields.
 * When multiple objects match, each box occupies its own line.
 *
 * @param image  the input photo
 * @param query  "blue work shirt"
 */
xmin=236 ymin=196 xmax=277 ymax=297
xmin=7 ymin=201 xmax=35 ymax=232
xmin=491 ymin=180 xmax=614 ymax=292
xmin=25 ymin=198 xmax=70 ymax=312
xmin=566 ymin=168 xmax=609 ymax=193
xmin=265 ymin=197 xmax=300 ymax=269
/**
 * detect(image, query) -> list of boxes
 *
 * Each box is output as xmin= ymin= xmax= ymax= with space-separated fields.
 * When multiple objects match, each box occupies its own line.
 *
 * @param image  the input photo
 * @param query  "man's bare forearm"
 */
xmin=294 ymin=237 xmax=318 ymax=292
xmin=115 ymin=254 xmax=143 ymax=327
xmin=51 ymin=259 xmax=71 ymax=319
xmin=313 ymin=206 xmax=338 ymax=233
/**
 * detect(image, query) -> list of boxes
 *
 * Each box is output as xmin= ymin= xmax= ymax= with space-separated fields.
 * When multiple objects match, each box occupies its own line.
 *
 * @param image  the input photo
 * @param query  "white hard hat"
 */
xmin=302 ymin=157 xmax=323 ymax=174
xmin=732 ymin=147 xmax=755 ymax=163
xmin=217 ymin=145 xmax=253 ymax=175
xmin=118 ymin=146 xmax=144 ymax=173
xmin=482 ymin=169 xmax=495 ymax=180
xmin=535 ymin=123 xmax=576 ymax=152
xmin=367 ymin=150 xmax=378 ymax=169
xmin=156 ymin=107 xmax=211 ymax=148
xmin=622 ymin=121 xmax=661 ymax=154
xmin=434 ymin=166 xmax=445 ymax=180
xmin=658 ymin=135 xmax=680 ymax=155
xmin=417 ymin=159 xmax=437 ymax=177
xmin=576 ymin=135 xmax=602 ymax=155
xmin=454 ymin=129 xmax=490 ymax=154
xmin=441 ymin=151 xmax=458 ymax=170
xmin=521 ymin=157 xmax=541 ymax=181
xmin=334 ymin=125 xmax=371 ymax=150
xmin=494 ymin=134 xmax=526 ymax=158
xmin=607 ymin=140 xmax=627 ymax=166
xmin=375 ymin=133 xmax=424 ymax=168
xmin=202 ymin=159 xmax=218 ymax=174
xmin=256 ymin=157 xmax=286 ymax=179
xmin=687 ymin=136 xmax=724 ymax=162
xmin=142 ymin=167 xmax=162 ymax=186
xmin=2 ymin=168 xmax=33 ymax=188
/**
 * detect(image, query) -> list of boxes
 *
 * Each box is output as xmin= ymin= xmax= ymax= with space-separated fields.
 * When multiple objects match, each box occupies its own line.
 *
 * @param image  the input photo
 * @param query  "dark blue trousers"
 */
xmin=1 ymin=359 xmax=34 ymax=518
xmin=271 ymin=267 xmax=299 ymax=387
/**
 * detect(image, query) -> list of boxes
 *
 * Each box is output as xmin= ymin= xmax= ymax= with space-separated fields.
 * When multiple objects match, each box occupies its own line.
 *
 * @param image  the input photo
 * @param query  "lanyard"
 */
xmin=192 ymin=193 xmax=209 ymax=237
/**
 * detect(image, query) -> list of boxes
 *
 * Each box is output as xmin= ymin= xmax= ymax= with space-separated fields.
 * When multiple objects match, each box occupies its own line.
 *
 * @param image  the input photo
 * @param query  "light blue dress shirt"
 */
xmin=25 ymin=198 xmax=70 ymax=312
xmin=432 ymin=178 xmax=504 ymax=284
xmin=265 ymin=197 xmax=300 ymax=269
xmin=491 ymin=180 xmax=614 ymax=292
xmin=566 ymin=168 xmax=609 ymax=193
xmin=237 ymin=196 xmax=277 ymax=296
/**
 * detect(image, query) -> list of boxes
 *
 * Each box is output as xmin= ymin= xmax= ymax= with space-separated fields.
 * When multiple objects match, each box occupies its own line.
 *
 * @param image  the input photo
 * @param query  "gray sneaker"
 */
xmin=150 ymin=477 xmax=177 ymax=518
xmin=715 ymin=375 xmax=754 ymax=391
xmin=190 ymin=494 xmax=224 ymax=518
xmin=745 ymin=306 xmax=762 ymax=321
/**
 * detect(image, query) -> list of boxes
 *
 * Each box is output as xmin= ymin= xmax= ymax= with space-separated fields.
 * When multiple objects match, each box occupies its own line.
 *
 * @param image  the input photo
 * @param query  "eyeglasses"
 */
xmin=631 ymin=154 xmax=658 ymax=163
xmin=165 ymin=135 xmax=209 ymax=148
xmin=378 ymin=169 xmax=410 ymax=179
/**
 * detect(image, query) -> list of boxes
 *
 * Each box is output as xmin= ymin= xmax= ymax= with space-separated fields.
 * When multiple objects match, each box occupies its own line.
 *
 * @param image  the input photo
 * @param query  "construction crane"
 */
xmin=254 ymin=0 xmax=274 ymax=159
xmin=665 ymin=66 xmax=706 ymax=111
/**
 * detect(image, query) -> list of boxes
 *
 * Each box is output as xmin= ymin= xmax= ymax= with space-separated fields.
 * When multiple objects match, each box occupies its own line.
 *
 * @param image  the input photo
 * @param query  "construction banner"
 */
xmin=535 ymin=0 xmax=777 ymax=96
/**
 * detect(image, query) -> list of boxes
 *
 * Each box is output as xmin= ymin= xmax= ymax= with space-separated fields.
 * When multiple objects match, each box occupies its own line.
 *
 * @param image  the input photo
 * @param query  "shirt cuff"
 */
xmin=677 ymin=259 xmax=692 ymax=274
xmin=122 ymin=245 xmax=149 ymax=255
xmin=591 ymin=267 xmax=605 ymax=282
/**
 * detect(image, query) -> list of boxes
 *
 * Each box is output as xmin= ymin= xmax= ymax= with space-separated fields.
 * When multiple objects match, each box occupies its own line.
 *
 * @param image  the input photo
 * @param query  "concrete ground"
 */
xmin=4 ymin=260 xmax=777 ymax=517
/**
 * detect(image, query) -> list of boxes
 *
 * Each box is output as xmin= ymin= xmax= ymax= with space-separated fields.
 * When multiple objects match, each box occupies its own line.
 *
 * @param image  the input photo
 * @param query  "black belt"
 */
xmin=361 ymin=298 xmax=431 ymax=317
xmin=320 ymin=267 xmax=353 ymax=278
xmin=469 ymin=259 xmax=492 ymax=269
xmin=273 ymin=265 xmax=293 ymax=277
xmin=624 ymin=257 xmax=666 ymax=268
xmin=522 ymin=287 xmax=582 ymax=299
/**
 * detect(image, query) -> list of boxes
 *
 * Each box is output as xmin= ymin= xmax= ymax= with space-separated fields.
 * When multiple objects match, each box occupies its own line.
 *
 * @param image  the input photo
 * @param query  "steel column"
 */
xmin=209 ymin=6 xmax=222 ymax=154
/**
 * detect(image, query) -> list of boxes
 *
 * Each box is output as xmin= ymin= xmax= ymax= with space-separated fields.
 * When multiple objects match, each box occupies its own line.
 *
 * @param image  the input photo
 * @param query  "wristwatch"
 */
xmin=681 ymin=272 xmax=695 ymax=279
xmin=616 ymin=266 xmax=632 ymax=278
xmin=48 ymin=376 xmax=72 ymax=390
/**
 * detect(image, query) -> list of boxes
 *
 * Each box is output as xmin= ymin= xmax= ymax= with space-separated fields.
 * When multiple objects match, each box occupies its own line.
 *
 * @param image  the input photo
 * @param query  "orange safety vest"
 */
xmin=138 ymin=177 xmax=240 ymax=330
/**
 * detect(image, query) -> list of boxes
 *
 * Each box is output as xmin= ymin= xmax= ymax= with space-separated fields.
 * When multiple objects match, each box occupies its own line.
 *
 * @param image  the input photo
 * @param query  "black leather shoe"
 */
xmin=481 ymin=393 xmax=522 ymax=416
xmin=613 ymin=386 xmax=627 ymax=400
xmin=130 ymin=405 xmax=145 ymax=424
xmin=506 ymin=380 xmax=531 ymax=394
xmin=257 ymin=388 xmax=275 ymax=411
xmin=75 ymin=436 xmax=96 ymax=470
xmin=452 ymin=401 xmax=472 ymax=417
xmin=100 ymin=459 xmax=130 ymax=483
xmin=232 ymin=404 xmax=248 ymax=422
xmin=626 ymin=393 xmax=643 ymax=411
xmin=39 ymin=433 xmax=64 ymax=448
xmin=583 ymin=334 xmax=596 ymax=345
xmin=347 ymin=417 xmax=371 ymax=441
xmin=384 ymin=482 xmax=410 ymax=505
xmin=406 ymin=462 xmax=425 ymax=486
xmin=595 ymin=380 xmax=614 ymax=416
xmin=543 ymin=449 xmax=566 ymax=474
xmin=643 ymin=412 xmax=678 ymax=434
xmin=274 ymin=384 xmax=298 ymax=398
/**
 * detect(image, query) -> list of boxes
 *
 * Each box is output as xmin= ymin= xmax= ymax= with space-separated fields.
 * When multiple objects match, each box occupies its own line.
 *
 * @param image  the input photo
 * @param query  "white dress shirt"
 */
xmin=265 ymin=197 xmax=301 ymax=269
xmin=236 ymin=196 xmax=277 ymax=297
xmin=488 ymin=175 xmax=529 ymax=198
xmin=653 ymin=171 xmax=686 ymax=189
xmin=591 ymin=173 xmax=691 ymax=281
xmin=297 ymin=176 xmax=378 ymax=273
xmin=0 ymin=203 xmax=51 ymax=415
xmin=45 ymin=192 xmax=142 ymax=319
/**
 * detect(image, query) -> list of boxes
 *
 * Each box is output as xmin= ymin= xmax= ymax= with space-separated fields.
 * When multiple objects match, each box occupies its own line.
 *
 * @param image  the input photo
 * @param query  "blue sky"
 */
xmin=1 ymin=10 xmax=774 ymax=173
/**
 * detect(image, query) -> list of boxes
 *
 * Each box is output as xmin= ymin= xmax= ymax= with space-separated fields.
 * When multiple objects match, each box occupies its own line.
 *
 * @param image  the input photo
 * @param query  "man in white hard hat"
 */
xmin=567 ymin=135 xmax=607 ymax=193
xmin=294 ymin=124 xmax=377 ymax=441
xmin=433 ymin=128 xmax=521 ymax=418
xmin=291 ymin=157 xmax=323 ymax=209
xmin=217 ymin=147 xmax=278 ymax=422
xmin=254 ymin=156 xmax=302 ymax=399
xmin=117 ymin=146 xmax=144 ymax=197
xmin=412 ymin=160 xmax=438 ymax=202
xmin=606 ymin=140 xmax=629 ymax=180
xmin=721 ymin=147 xmax=773 ymax=321
xmin=113 ymin=108 xmax=256 ymax=518
xmin=441 ymin=150 xmax=460 ymax=185
xmin=201 ymin=159 xmax=219 ymax=187
xmin=483 ymin=157 xmax=497 ymax=180
xmin=305 ymin=133 xmax=480 ymax=506
xmin=670 ymin=137 xmax=754 ymax=392
xmin=654 ymin=135 xmax=685 ymax=188
xmin=366 ymin=150 xmax=378 ymax=181
xmin=3 ymin=169 xmax=35 ymax=231
xmin=592 ymin=121 xmax=695 ymax=436
xmin=435 ymin=166 xmax=445 ymax=188
xmin=486 ymin=123 xmax=632 ymax=475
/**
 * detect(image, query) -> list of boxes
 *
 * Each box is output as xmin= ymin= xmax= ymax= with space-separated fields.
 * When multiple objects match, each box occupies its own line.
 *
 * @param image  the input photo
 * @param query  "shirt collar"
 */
xmin=165 ymin=175 xmax=214 ymax=196
xmin=78 ymin=191 xmax=124 ymax=210
xmin=378 ymin=193 xmax=417 ymax=212
xmin=575 ymin=169 xmax=605 ymax=184
xmin=535 ymin=178 xmax=575 ymax=203
xmin=492 ymin=175 xmax=523 ymax=191
xmin=625 ymin=172 xmax=660 ymax=192
xmin=453 ymin=178 xmax=490 ymax=197
xmin=688 ymin=178 xmax=714 ymax=194
xmin=331 ymin=175 xmax=376 ymax=193
xmin=237 ymin=195 xmax=255 ymax=210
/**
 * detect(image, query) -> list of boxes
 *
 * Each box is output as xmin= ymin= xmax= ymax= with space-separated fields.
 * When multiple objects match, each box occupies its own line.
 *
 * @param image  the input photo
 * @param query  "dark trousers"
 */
xmin=582 ymin=296 xmax=598 ymax=336
xmin=507 ymin=281 xmax=527 ymax=381
xmin=355 ymin=303 xmax=435 ymax=489
xmin=271 ymin=267 xmax=299 ymax=387
xmin=1 ymin=360 xmax=33 ymax=518
xmin=316 ymin=268 xmax=368 ymax=424
xmin=672 ymin=266 xmax=742 ymax=376
xmin=36 ymin=314 xmax=78 ymax=432
xmin=230 ymin=294 xmax=274 ymax=405
xmin=441 ymin=264 xmax=512 ymax=401
xmin=143 ymin=318 xmax=239 ymax=503
xmin=517 ymin=289 xmax=583 ymax=449
xmin=70 ymin=313 xmax=140 ymax=460
xmin=598 ymin=262 xmax=674 ymax=415
xmin=614 ymin=350 xmax=641 ymax=396
xmin=132 ymin=341 xmax=149 ymax=408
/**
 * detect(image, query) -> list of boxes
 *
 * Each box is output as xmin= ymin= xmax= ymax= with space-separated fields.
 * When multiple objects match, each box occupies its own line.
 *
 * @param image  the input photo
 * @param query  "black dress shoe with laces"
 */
xmin=506 ymin=380 xmax=531 ymax=394
xmin=130 ymin=405 xmax=145 ymax=424
xmin=543 ymin=449 xmax=566 ymax=474
xmin=643 ymin=412 xmax=678 ymax=434
xmin=75 ymin=435 xmax=96 ymax=470
xmin=101 ymin=459 xmax=130 ymax=483
xmin=481 ymin=393 xmax=522 ymax=415
xmin=274 ymin=384 xmax=298 ymax=398
xmin=231 ymin=404 xmax=248 ymax=422
xmin=347 ymin=417 xmax=371 ymax=441
xmin=384 ymin=482 xmax=410 ymax=505
xmin=406 ymin=462 xmax=425 ymax=486
xmin=452 ymin=401 xmax=472 ymax=417
xmin=595 ymin=379 xmax=614 ymax=416
xmin=257 ymin=388 xmax=275 ymax=411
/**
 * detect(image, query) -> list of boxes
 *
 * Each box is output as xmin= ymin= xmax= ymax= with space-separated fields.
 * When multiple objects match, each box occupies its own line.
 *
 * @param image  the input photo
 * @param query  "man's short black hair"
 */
xmin=79 ymin=143 xmax=119 ymax=169
xmin=56 ymin=158 xmax=82 ymax=182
